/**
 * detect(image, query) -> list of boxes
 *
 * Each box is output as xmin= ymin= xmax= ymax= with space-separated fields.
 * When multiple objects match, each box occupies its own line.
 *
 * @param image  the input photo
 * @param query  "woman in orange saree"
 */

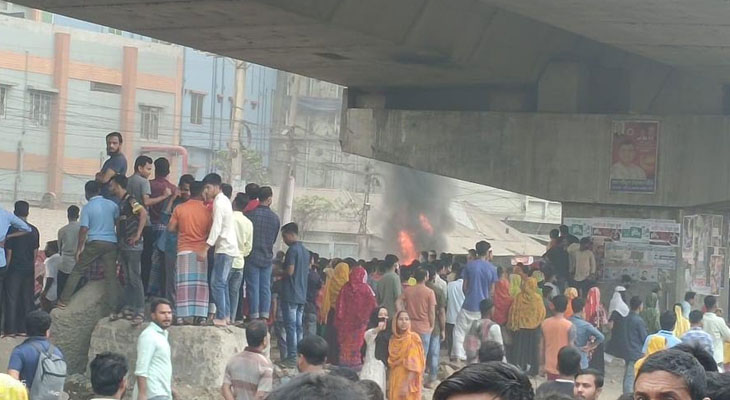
xmin=388 ymin=310 xmax=425 ymax=400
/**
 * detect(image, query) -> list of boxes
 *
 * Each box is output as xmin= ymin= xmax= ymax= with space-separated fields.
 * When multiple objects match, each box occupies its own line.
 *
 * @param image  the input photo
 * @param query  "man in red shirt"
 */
xmin=541 ymin=294 xmax=576 ymax=380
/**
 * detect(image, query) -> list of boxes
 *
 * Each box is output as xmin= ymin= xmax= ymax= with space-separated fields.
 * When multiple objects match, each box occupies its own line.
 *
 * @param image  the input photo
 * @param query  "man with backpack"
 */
xmin=7 ymin=310 xmax=66 ymax=398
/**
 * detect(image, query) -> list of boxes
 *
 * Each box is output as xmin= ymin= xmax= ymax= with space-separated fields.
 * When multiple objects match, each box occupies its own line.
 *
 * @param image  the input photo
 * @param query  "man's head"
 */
xmin=267 ymin=373 xmax=367 ymax=400
xmin=673 ymin=343 xmax=718 ymax=373
xmin=660 ymin=310 xmax=677 ymax=332
xmin=221 ymin=183 xmax=233 ymax=199
xmin=685 ymin=291 xmax=697 ymax=305
xmin=630 ymin=296 xmax=643 ymax=312
xmin=85 ymin=180 xmax=102 ymax=200
xmin=202 ymin=173 xmax=222 ymax=201
xmin=190 ymin=180 xmax=204 ymax=200
xmin=44 ymin=240 xmax=59 ymax=258
xmin=557 ymin=346 xmax=581 ymax=378
xmin=281 ymin=222 xmax=299 ymax=246
xmin=635 ymin=349 xmax=709 ymax=400
xmin=67 ymin=205 xmax=80 ymax=222
xmin=109 ymin=174 xmax=128 ymax=198
xmin=258 ymin=186 xmax=274 ymax=206
xmin=478 ymin=341 xmax=504 ymax=363
xmin=245 ymin=183 xmax=260 ymax=199
xmin=358 ymin=379 xmax=384 ymax=400
xmin=475 ymin=241 xmax=491 ymax=258
xmin=150 ymin=299 xmax=173 ymax=330
xmin=246 ymin=320 xmax=269 ymax=350
xmin=384 ymin=254 xmax=399 ymax=272
xmin=575 ymin=369 xmax=603 ymax=400
xmin=134 ymin=155 xmax=153 ymax=179
xmin=550 ymin=229 xmax=560 ymax=240
xmin=572 ymin=297 xmax=586 ymax=316
xmin=90 ymin=352 xmax=128 ymax=398
xmin=689 ymin=310 xmax=704 ymax=327
xmin=178 ymin=174 xmax=195 ymax=200
xmin=233 ymin=193 xmax=249 ymax=212
xmin=433 ymin=361 xmax=534 ymax=400
xmin=26 ymin=310 xmax=52 ymax=337
xmin=154 ymin=157 xmax=170 ymax=178
xmin=106 ymin=132 xmax=123 ymax=155
xmin=480 ymin=298 xmax=494 ymax=319
xmin=429 ymin=250 xmax=438 ymax=262
xmin=580 ymin=237 xmax=592 ymax=251
xmin=414 ymin=268 xmax=428 ymax=284
xmin=559 ymin=225 xmax=569 ymax=236
xmin=552 ymin=295 xmax=568 ymax=314
xmin=467 ymin=249 xmax=477 ymax=261
xmin=705 ymin=296 xmax=718 ymax=312
xmin=329 ymin=366 xmax=360 ymax=382
xmin=13 ymin=200 xmax=29 ymax=218
xmin=297 ymin=335 xmax=328 ymax=372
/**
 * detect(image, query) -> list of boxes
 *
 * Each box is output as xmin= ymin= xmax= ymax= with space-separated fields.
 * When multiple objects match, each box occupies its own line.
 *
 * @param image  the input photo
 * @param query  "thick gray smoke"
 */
xmin=382 ymin=165 xmax=455 ymax=263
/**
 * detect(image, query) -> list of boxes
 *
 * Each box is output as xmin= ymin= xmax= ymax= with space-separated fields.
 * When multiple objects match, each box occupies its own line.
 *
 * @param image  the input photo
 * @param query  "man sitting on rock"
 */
xmin=222 ymin=320 xmax=273 ymax=400
xmin=90 ymin=352 xmax=128 ymax=399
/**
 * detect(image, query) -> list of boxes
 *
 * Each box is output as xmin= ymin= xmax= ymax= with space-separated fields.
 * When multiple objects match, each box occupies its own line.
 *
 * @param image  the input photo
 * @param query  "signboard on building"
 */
xmin=609 ymin=120 xmax=659 ymax=193
xmin=565 ymin=217 xmax=679 ymax=283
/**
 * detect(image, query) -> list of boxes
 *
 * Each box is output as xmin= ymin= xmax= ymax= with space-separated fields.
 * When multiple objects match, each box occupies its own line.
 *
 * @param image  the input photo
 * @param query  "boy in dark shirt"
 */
xmin=4 ymin=201 xmax=40 ymax=335
xmin=270 ymin=262 xmax=287 ymax=361
xmin=536 ymin=346 xmax=581 ymax=398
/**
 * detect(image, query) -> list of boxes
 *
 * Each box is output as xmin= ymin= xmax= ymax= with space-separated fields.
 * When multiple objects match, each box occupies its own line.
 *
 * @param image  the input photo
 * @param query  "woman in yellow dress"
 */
xmin=388 ymin=310 xmax=425 ymax=400
xmin=507 ymin=277 xmax=546 ymax=376
xmin=320 ymin=262 xmax=350 ymax=364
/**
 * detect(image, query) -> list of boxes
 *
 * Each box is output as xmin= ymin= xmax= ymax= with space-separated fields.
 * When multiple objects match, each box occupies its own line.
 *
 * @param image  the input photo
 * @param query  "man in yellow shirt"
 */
xmin=229 ymin=193 xmax=253 ymax=324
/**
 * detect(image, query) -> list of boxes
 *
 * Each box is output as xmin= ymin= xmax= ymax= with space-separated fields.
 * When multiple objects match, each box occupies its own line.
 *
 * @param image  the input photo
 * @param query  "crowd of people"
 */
xmin=3 ymin=131 xmax=730 ymax=400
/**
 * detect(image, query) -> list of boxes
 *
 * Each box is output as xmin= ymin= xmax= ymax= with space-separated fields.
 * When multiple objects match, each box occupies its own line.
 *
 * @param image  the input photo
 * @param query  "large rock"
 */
xmin=51 ymin=280 xmax=113 ymax=374
xmin=0 ymin=336 xmax=25 ymax=370
xmin=89 ymin=319 xmax=247 ymax=394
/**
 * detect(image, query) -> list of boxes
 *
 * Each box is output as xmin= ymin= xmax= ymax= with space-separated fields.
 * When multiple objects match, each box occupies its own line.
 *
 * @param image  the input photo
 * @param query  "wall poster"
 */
xmin=682 ymin=214 xmax=726 ymax=295
xmin=609 ymin=120 xmax=659 ymax=193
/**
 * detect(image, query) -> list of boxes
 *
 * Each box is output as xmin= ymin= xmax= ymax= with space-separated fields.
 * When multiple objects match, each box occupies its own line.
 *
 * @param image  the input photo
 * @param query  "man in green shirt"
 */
xmin=375 ymin=254 xmax=401 ymax=317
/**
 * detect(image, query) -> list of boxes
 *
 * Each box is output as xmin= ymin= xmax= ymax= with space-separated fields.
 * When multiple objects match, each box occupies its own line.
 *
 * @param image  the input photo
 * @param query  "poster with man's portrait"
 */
xmin=610 ymin=121 xmax=659 ymax=193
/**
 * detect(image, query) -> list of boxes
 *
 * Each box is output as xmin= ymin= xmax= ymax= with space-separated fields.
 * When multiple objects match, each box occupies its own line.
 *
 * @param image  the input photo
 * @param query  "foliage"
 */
xmin=213 ymin=147 xmax=270 ymax=185
xmin=293 ymin=195 xmax=335 ymax=236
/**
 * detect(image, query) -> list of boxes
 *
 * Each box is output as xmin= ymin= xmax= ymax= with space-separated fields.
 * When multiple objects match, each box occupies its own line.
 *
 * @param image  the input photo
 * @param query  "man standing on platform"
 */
xmin=245 ymin=187 xmax=280 ymax=320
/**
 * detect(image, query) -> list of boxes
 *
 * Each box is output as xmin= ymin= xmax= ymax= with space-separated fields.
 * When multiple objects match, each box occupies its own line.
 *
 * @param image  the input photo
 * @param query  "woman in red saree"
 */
xmin=493 ymin=266 xmax=513 ymax=325
xmin=334 ymin=266 xmax=377 ymax=368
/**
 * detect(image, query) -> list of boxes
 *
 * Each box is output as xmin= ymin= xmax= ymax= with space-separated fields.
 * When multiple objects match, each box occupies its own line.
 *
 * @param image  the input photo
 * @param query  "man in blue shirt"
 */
xmin=643 ymin=310 xmax=681 ymax=353
xmin=58 ymin=181 xmax=120 ymax=310
xmin=8 ymin=310 xmax=64 ymax=390
xmin=280 ymin=222 xmax=309 ymax=366
xmin=570 ymin=297 xmax=605 ymax=369
xmin=451 ymin=240 xmax=497 ymax=362
xmin=623 ymin=296 xmax=649 ymax=394
xmin=681 ymin=310 xmax=714 ymax=356
xmin=244 ymin=186 xmax=280 ymax=320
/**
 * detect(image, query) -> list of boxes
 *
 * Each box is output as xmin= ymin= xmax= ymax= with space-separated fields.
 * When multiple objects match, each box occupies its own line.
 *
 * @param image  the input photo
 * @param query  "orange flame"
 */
xmin=419 ymin=213 xmax=434 ymax=235
xmin=398 ymin=230 xmax=418 ymax=265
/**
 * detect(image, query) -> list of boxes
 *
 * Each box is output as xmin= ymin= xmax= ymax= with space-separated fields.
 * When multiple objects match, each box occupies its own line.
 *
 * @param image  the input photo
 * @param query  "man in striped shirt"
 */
xmin=222 ymin=320 xmax=273 ymax=400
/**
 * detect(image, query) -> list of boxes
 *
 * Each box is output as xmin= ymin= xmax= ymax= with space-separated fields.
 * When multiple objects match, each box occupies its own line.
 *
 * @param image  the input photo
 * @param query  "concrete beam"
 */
xmin=341 ymin=108 xmax=730 ymax=208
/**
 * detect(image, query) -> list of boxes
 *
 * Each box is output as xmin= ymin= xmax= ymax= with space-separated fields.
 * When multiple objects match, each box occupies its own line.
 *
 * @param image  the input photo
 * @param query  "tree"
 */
xmin=293 ymin=195 xmax=334 ymax=237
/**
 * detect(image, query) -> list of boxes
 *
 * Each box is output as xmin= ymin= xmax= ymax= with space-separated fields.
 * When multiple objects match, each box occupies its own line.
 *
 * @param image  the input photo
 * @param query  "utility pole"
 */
xmin=229 ymin=60 xmax=246 ymax=184
xmin=358 ymin=164 xmax=374 ymax=258
xmin=278 ymin=74 xmax=300 ymax=225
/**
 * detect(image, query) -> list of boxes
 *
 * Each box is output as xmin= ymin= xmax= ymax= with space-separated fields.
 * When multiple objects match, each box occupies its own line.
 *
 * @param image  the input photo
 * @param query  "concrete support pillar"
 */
xmin=537 ymin=61 xmax=589 ymax=113
xmin=120 ymin=46 xmax=138 ymax=158
xmin=48 ymin=32 xmax=70 ymax=197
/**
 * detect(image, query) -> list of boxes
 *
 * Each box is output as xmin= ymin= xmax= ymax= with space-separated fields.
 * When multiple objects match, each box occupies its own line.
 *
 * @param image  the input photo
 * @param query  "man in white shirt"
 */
xmin=446 ymin=264 xmax=465 ymax=358
xmin=202 ymin=173 xmax=239 ymax=327
xmin=41 ymin=241 xmax=62 ymax=310
xmin=57 ymin=205 xmax=80 ymax=296
xmin=229 ymin=193 xmax=253 ymax=324
xmin=572 ymin=237 xmax=596 ymax=296
xmin=702 ymin=295 xmax=730 ymax=371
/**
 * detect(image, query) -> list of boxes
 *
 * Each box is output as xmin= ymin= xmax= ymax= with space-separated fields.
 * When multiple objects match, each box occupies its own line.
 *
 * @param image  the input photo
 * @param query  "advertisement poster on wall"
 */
xmin=609 ymin=120 xmax=659 ymax=193
xmin=564 ymin=217 xmax=679 ymax=283
xmin=681 ymin=214 xmax=726 ymax=295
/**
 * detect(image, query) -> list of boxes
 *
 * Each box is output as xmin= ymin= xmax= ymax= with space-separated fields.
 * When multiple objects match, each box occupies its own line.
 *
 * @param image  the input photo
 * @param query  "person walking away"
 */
xmin=40 ymin=241 xmax=61 ymax=312
xmin=134 ymin=299 xmax=176 ymax=400
xmin=109 ymin=175 xmax=148 ymax=325
xmin=334 ymin=264 xmax=377 ymax=369
xmin=244 ymin=186 xmax=280 ymax=320
xmin=375 ymin=254 xmax=401 ymax=318
xmin=543 ymin=236 xmax=569 ymax=291
xmin=570 ymin=297 xmax=605 ymax=369
xmin=507 ymin=277 xmax=546 ymax=376
xmin=424 ymin=266 xmax=446 ymax=387
xmin=535 ymin=346 xmax=581 ymax=398
xmin=96 ymin=132 xmax=127 ymax=201
xmin=56 ymin=205 xmax=80 ymax=296
xmin=388 ymin=311 xmax=425 ymax=400
xmin=571 ymin=238 xmax=596 ymax=296
xmin=304 ymin=252 xmax=322 ymax=337
xmin=4 ymin=201 xmax=40 ymax=335
xmin=584 ymin=287 xmax=609 ymax=372
xmin=622 ymin=296 xmax=648 ymax=394
xmin=702 ymin=295 xmax=730 ymax=371
xmin=397 ymin=269 xmax=436 ymax=373
xmin=681 ymin=291 xmax=696 ymax=319
xmin=147 ymin=157 xmax=177 ymax=297
xmin=279 ymin=222 xmax=311 ymax=366
xmin=360 ymin=307 xmax=389 ymax=395
xmin=464 ymin=298 xmax=504 ymax=364
xmin=57 ymin=181 xmax=120 ymax=310
xmin=673 ymin=303 xmax=690 ymax=338
xmin=229 ymin=193 xmax=253 ymax=324
xmin=452 ymin=241 xmax=498 ymax=363
xmin=540 ymin=295 xmax=575 ymax=380
xmin=681 ymin=310 xmax=714 ymax=355
xmin=221 ymin=320 xmax=273 ymax=400
xmin=90 ymin=352 xmax=128 ymax=399
xmin=445 ymin=262 xmax=464 ymax=357
xmin=201 ymin=173 xmax=239 ymax=327
xmin=605 ymin=286 xmax=630 ymax=361
xmin=167 ymin=181 xmax=212 ymax=325
xmin=640 ymin=289 xmax=661 ymax=334
xmin=8 ymin=310 xmax=66 ymax=395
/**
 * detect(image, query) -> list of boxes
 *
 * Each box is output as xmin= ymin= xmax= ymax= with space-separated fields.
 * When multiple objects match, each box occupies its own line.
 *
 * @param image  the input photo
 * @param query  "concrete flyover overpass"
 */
xmin=14 ymin=0 xmax=730 ymax=217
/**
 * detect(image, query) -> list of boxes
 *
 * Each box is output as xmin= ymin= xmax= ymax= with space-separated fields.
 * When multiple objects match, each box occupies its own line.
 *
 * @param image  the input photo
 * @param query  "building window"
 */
xmin=90 ymin=81 xmax=121 ymax=94
xmin=29 ymin=90 xmax=53 ymax=127
xmin=140 ymin=106 xmax=161 ymax=139
xmin=0 ymin=86 xmax=7 ymax=119
xmin=190 ymin=93 xmax=204 ymax=125
xmin=107 ymin=27 xmax=122 ymax=35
